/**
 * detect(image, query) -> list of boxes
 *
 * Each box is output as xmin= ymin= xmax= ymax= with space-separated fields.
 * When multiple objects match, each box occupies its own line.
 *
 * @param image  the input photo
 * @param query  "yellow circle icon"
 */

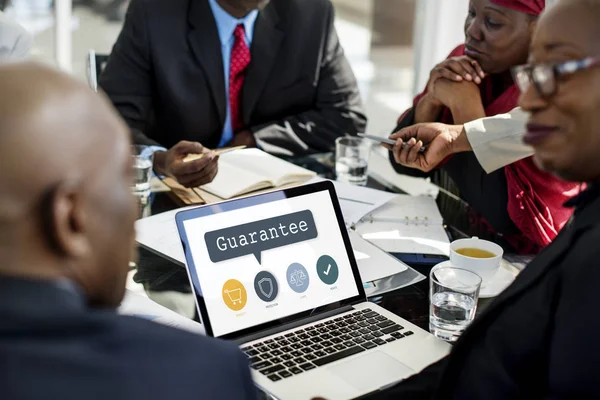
xmin=222 ymin=279 xmax=247 ymax=311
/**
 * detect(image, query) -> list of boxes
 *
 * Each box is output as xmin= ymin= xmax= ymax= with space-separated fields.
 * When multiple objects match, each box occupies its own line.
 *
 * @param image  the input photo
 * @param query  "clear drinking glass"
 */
xmin=429 ymin=266 xmax=482 ymax=342
xmin=335 ymin=137 xmax=370 ymax=186
xmin=131 ymin=145 xmax=154 ymax=196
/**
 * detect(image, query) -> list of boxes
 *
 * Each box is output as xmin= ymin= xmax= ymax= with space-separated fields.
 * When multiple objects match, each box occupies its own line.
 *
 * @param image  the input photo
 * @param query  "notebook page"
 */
xmin=217 ymin=148 xmax=315 ymax=187
xmin=355 ymin=194 xmax=449 ymax=256
xmin=201 ymin=161 xmax=270 ymax=199
xmin=362 ymin=195 xmax=444 ymax=225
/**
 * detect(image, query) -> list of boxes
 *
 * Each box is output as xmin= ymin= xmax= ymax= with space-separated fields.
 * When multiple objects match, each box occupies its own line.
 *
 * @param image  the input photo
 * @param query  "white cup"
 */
xmin=449 ymin=237 xmax=503 ymax=282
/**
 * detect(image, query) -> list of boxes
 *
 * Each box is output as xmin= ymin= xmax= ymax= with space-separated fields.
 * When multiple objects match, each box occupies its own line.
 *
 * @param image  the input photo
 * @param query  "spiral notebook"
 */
xmin=354 ymin=195 xmax=450 ymax=256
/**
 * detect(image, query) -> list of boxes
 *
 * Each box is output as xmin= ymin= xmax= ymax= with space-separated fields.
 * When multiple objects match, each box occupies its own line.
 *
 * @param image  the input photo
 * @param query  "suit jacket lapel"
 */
xmin=187 ymin=0 xmax=226 ymax=126
xmin=242 ymin=5 xmax=284 ymax=123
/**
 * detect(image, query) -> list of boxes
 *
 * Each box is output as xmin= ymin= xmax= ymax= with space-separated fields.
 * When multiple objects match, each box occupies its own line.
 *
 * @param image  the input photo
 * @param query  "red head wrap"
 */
xmin=490 ymin=0 xmax=545 ymax=15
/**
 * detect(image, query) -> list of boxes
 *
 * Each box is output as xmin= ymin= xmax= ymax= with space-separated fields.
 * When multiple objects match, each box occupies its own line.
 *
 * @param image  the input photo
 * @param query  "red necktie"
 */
xmin=229 ymin=24 xmax=251 ymax=133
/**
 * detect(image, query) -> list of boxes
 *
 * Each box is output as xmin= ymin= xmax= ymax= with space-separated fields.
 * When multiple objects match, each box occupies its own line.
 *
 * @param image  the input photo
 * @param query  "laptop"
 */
xmin=175 ymin=181 xmax=450 ymax=400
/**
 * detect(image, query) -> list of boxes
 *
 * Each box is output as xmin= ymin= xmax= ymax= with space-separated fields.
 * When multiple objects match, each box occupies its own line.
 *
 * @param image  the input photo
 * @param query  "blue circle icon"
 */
xmin=316 ymin=255 xmax=339 ymax=285
xmin=254 ymin=271 xmax=278 ymax=302
xmin=286 ymin=263 xmax=309 ymax=293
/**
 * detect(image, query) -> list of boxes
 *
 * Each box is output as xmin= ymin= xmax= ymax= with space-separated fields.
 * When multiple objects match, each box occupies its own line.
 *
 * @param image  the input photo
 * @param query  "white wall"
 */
xmin=412 ymin=0 xmax=469 ymax=95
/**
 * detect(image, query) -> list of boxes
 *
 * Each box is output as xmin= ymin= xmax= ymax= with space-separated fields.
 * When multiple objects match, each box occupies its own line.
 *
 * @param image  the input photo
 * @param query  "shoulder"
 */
xmin=272 ymin=0 xmax=333 ymax=22
xmin=558 ymin=222 xmax=600 ymax=290
xmin=127 ymin=0 xmax=188 ymax=20
xmin=128 ymin=0 xmax=187 ymax=11
xmin=105 ymin=313 xmax=245 ymax=365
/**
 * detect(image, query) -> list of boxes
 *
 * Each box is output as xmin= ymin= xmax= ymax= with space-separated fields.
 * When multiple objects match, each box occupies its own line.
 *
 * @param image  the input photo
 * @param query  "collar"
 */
xmin=208 ymin=0 xmax=258 ymax=46
xmin=564 ymin=183 xmax=600 ymax=211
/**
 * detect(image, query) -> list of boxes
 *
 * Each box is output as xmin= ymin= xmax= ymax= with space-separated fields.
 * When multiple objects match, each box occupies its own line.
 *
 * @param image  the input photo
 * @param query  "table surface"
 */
xmin=135 ymin=155 xmax=499 ymax=333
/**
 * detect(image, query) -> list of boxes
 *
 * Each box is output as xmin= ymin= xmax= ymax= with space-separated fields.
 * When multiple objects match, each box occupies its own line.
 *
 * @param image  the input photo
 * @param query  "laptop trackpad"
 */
xmin=327 ymin=351 xmax=415 ymax=391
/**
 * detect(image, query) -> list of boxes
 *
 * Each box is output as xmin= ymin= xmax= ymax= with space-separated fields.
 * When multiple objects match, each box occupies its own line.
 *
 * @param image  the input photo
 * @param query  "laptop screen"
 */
xmin=176 ymin=182 xmax=364 ymax=339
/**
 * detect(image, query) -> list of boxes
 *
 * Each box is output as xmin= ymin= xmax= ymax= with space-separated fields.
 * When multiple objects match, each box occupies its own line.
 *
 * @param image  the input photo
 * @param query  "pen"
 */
xmin=183 ymin=145 xmax=246 ymax=163
xmin=358 ymin=133 xmax=427 ymax=153
xmin=361 ymin=216 xmax=429 ymax=225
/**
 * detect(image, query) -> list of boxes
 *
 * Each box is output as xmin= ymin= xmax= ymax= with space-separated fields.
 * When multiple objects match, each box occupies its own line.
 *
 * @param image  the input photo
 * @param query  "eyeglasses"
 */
xmin=511 ymin=56 xmax=600 ymax=97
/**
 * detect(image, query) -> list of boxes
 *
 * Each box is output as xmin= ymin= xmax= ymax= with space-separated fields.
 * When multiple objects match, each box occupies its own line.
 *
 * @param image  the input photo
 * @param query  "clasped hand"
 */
xmin=427 ymin=55 xmax=485 ymax=110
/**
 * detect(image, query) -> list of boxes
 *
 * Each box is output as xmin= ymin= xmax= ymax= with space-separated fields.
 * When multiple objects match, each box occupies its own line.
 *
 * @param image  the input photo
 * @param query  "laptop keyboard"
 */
xmin=241 ymin=308 xmax=414 ymax=382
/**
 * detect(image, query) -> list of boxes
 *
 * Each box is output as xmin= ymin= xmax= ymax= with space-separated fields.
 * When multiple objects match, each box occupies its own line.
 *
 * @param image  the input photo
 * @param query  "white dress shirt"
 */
xmin=464 ymin=107 xmax=534 ymax=173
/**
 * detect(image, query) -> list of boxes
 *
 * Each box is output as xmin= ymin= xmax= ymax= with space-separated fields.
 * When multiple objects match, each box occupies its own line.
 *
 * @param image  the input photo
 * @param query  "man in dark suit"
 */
xmin=0 ymin=63 xmax=256 ymax=400
xmin=100 ymin=0 xmax=366 ymax=188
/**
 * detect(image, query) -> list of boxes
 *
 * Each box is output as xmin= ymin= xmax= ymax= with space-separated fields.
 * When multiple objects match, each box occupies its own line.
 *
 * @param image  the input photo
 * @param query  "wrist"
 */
xmin=451 ymin=126 xmax=473 ymax=153
xmin=423 ymin=92 xmax=443 ymax=109
xmin=449 ymin=100 xmax=485 ymax=124
xmin=415 ymin=94 xmax=443 ymax=123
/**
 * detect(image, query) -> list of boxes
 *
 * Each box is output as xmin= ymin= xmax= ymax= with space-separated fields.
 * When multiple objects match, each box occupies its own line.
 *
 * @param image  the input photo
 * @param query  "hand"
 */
xmin=432 ymin=79 xmax=484 ymax=119
xmin=226 ymin=130 xmax=256 ymax=148
xmin=428 ymin=55 xmax=485 ymax=93
xmin=382 ymin=123 xmax=470 ymax=172
xmin=153 ymin=141 xmax=219 ymax=188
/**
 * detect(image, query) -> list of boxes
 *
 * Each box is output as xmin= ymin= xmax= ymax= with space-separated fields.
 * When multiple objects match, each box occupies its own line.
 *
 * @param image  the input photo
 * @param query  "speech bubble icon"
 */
xmin=204 ymin=210 xmax=318 ymax=264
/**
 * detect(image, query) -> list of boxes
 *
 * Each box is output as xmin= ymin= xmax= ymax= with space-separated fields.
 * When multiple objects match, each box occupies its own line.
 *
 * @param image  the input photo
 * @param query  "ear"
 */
xmin=41 ymin=183 xmax=92 ymax=260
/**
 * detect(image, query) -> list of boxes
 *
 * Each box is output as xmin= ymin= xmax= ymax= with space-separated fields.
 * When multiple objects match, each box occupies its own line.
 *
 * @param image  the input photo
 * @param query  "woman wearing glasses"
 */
xmin=365 ymin=0 xmax=600 ymax=398
xmin=387 ymin=0 xmax=581 ymax=255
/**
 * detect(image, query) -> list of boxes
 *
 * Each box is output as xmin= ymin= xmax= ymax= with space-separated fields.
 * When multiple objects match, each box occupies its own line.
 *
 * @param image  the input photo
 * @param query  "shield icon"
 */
xmin=258 ymin=278 xmax=274 ymax=299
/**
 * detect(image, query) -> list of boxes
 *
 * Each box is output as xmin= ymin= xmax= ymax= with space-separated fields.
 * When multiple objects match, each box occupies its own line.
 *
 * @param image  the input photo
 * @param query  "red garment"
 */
xmin=490 ymin=0 xmax=545 ymax=15
xmin=229 ymin=24 xmax=251 ymax=132
xmin=404 ymin=44 xmax=580 ymax=253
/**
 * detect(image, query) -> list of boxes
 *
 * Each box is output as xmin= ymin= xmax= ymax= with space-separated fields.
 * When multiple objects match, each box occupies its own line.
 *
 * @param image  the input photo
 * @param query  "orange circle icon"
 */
xmin=222 ymin=279 xmax=247 ymax=311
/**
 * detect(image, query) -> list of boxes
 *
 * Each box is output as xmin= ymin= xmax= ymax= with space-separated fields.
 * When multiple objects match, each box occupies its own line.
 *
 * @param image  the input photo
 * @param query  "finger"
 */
xmin=391 ymin=124 xmax=438 ymax=144
xmin=458 ymin=59 xmax=482 ymax=84
xmin=432 ymin=67 xmax=463 ymax=82
xmin=457 ymin=59 xmax=480 ymax=83
xmin=467 ymin=58 xmax=486 ymax=79
xmin=399 ymin=138 xmax=417 ymax=165
xmin=178 ymin=165 xmax=219 ymax=188
xmin=406 ymin=140 xmax=424 ymax=164
xmin=447 ymin=60 xmax=475 ymax=82
xmin=391 ymin=139 xmax=404 ymax=163
xmin=172 ymin=151 xmax=216 ymax=176
xmin=381 ymin=143 xmax=393 ymax=151
xmin=183 ymin=156 xmax=219 ymax=180
xmin=173 ymin=140 xmax=205 ymax=156
xmin=390 ymin=126 xmax=418 ymax=141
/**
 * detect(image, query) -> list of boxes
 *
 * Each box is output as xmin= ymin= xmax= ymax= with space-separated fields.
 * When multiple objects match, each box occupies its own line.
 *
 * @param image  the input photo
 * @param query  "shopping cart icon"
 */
xmin=224 ymin=288 xmax=243 ymax=305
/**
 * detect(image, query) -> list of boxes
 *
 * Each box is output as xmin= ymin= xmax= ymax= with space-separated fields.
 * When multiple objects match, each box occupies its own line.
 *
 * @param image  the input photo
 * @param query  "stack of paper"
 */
xmin=119 ymin=290 xmax=205 ymax=335
xmin=305 ymin=178 xmax=397 ymax=227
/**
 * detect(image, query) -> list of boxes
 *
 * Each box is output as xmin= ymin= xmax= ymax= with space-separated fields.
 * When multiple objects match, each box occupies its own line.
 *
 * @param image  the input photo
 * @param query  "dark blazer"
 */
xmin=99 ymin=0 xmax=366 ymax=155
xmin=0 ymin=278 xmax=257 ymax=400
xmin=370 ymin=184 xmax=600 ymax=399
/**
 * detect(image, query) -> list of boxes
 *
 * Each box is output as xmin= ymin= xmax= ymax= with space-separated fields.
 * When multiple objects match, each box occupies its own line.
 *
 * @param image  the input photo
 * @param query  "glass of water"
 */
xmin=131 ymin=145 xmax=154 ymax=196
xmin=335 ymin=137 xmax=370 ymax=186
xmin=430 ymin=266 xmax=482 ymax=342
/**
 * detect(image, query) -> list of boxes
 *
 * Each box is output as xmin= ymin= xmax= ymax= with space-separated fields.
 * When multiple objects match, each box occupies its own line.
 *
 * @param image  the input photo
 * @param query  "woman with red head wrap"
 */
xmin=389 ymin=0 xmax=581 ymax=254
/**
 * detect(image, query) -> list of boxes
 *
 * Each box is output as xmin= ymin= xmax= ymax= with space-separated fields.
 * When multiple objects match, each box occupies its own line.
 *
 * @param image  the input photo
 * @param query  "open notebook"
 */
xmin=200 ymin=148 xmax=316 ymax=199
xmin=355 ymin=195 xmax=451 ymax=256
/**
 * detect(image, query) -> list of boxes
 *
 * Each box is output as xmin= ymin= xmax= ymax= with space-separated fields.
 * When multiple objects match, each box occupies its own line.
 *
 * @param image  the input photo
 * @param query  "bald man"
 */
xmin=0 ymin=63 xmax=256 ymax=400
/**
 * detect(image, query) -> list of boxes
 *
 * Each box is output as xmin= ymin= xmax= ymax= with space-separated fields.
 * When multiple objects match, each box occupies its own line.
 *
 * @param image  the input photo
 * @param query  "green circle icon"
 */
xmin=316 ymin=255 xmax=339 ymax=285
